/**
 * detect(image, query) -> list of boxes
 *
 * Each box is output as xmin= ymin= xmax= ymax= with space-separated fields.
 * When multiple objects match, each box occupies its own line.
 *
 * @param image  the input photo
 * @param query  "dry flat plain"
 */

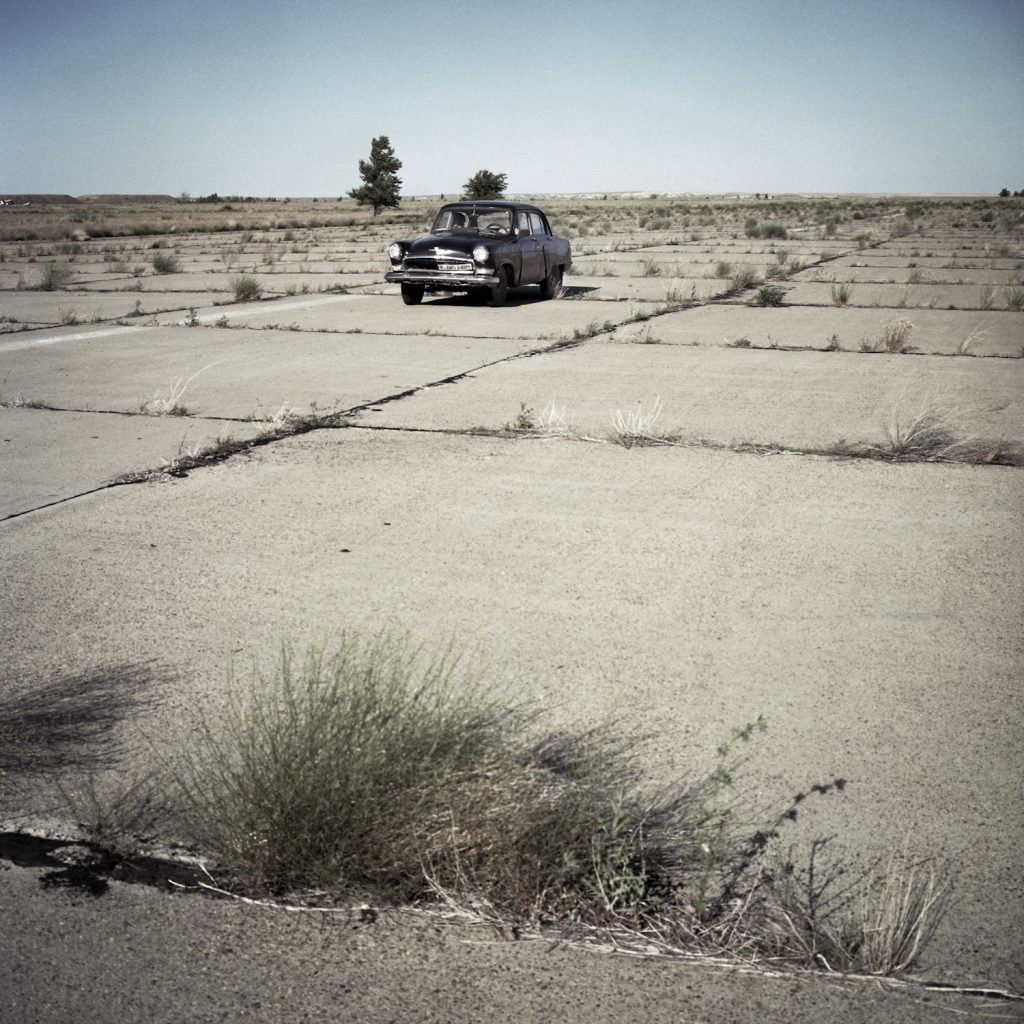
xmin=1 ymin=194 xmax=1022 ymax=1023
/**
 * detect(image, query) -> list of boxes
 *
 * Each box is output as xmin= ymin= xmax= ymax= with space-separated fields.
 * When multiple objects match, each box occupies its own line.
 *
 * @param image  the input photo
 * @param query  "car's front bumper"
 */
xmin=385 ymin=269 xmax=500 ymax=289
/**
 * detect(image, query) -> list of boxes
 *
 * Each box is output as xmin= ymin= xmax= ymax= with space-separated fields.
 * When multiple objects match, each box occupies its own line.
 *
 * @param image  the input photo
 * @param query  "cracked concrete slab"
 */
xmin=0 ymin=323 xmax=543 ymax=419
xmin=369 ymin=341 xmax=1024 ymax=449
xmin=612 ymin=304 xmax=1024 ymax=357
xmin=0 ymin=291 xmax=237 ymax=324
xmin=160 ymin=290 xmax=655 ymax=338
xmin=0 ymin=406 xmax=264 ymax=518
xmin=2 ymin=430 xmax=1021 ymax=986
xmin=782 ymin=280 xmax=1010 ymax=310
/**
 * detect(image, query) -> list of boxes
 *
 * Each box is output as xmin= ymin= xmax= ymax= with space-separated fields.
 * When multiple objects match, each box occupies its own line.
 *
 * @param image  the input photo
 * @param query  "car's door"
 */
xmin=516 ymin=210 xmax=544 ymax=284
xmin=529 ymin=211 xmax=557 ymax=276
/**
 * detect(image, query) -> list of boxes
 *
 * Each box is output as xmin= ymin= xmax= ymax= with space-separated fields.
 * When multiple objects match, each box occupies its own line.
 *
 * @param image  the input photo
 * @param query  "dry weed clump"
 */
xmin=833 ymin=399 xmax=1016 ymax=465
xmin=69 ymin=637 xmax=943 ymax=978
xmin=610 ymin=396 xmax=678 ymax=447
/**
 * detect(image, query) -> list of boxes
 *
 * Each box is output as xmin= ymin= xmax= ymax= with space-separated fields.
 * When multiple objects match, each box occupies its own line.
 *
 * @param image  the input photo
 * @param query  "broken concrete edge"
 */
xmin=1 ymin=824 xmax=1021 ymax=1004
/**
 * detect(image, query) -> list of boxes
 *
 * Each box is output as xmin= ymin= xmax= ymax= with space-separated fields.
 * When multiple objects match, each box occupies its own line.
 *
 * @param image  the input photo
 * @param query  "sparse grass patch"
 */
xmin=830 ymin=281 xmax=854 ymax=306
xmin=139 ymin=361 xmax=221 ymax=416
xmin=504 ymin=401 xmax=536 ymax=431
xmin=1006 ymin=285 xmax=1024 ymax=311
xmin=610 ymin=396 xmax=677 ymax=447
xmin=729 ymin=266 xmax=761 ymax=292
xmin=230 ymin=275 xmax=262 ymax=302
xmin=765 ymin=839 xmax=950 ymax=975
xmin=39 ymin=262 xmax=74 ymax=290
xmin=833 ymin=399 xmax=1014 ymax=464
xmin=956 ymin=323 xmax=984 ymax=355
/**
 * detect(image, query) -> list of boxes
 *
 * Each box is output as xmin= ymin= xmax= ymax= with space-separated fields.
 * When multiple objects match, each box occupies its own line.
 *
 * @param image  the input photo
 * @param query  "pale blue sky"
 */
xmin=2 ymin=0 xmax=1022 ymax=196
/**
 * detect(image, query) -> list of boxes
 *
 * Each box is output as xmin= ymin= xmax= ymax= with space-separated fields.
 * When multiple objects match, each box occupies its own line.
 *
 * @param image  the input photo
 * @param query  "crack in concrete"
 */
xmin=0 ymin=827 xmax=1020 ymax=1003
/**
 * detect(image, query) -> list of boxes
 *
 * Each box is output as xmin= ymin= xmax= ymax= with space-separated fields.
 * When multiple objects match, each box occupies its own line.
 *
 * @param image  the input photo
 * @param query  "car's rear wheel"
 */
xmin=401 ymin=283 xmax=424 ymax=305
xmin=539 ymin=264 xmax=563 ymax=300
xmin=488 ymin=271 xmax=509 ymax=307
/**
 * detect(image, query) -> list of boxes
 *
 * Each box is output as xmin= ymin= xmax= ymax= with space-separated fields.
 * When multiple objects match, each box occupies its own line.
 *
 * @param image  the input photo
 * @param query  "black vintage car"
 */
xmin=385 ymin=201 xmax=572 ymax=306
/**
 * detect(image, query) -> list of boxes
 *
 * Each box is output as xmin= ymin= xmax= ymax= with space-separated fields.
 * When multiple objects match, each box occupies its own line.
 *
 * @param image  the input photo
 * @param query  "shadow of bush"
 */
xmin=0 ymin=664 xmax=165 ymax=775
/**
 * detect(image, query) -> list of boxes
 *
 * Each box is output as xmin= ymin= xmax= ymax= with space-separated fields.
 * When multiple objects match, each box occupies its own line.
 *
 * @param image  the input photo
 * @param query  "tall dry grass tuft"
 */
xmin=856 ymin=851 xmax=951 ymax=975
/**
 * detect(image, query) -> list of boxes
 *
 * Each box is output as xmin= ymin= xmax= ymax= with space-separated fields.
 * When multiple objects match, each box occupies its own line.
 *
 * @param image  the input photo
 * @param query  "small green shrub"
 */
xmin=753 ymin=285 xmax=786 ymax=307
xmin=151 ymin=253 xmax=180 ymax=274
xmin=761 ymin=223 xmax=788 ymax=239
xmin=230 ymin=275 xmax=262 ymax=301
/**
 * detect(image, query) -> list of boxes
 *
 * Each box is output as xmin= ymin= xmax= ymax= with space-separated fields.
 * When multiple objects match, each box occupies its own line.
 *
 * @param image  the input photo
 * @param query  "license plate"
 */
xmin=438 ymin=262 xmax=468 ymax=272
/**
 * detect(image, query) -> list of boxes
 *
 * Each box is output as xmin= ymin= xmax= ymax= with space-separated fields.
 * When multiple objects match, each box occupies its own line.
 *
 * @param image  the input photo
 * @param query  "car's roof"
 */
xmin=441 ymin=200 xmax=543 ymax=212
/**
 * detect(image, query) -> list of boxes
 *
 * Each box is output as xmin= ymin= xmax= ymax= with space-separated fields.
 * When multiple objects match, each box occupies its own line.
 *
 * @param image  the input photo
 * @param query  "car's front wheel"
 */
xmin=488 ymin=271 xmax=509 ymax=307
xmin=401 ymin=283 xmax=424 ymax=305
xmin=539 ymin=264 xmax=563 ymax=300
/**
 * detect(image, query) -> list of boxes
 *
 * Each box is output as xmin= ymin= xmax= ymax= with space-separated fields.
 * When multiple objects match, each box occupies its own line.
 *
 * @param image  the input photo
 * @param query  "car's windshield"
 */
xmin=431 ymin=206 xmax=512 ymax=236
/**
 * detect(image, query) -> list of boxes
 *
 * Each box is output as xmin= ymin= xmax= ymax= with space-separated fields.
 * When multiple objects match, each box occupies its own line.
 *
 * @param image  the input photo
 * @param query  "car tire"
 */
xmin=488 ymin=272 xmax=508 ymax=307
xmin=539 ymin=264 xmax=563 ymax=300
xmin=401 ymin=283 xmax=424 ymax=305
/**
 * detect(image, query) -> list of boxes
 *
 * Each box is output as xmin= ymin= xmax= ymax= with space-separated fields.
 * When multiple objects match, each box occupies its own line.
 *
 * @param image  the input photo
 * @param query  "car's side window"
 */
xmin=529 ymin=212 xmax=547 ymax=236
xmin=517 ymin=211 xmax=532 ymax=235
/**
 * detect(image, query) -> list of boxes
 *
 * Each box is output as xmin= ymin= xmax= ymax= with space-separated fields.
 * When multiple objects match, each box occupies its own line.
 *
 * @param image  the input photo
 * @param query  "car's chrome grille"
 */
xmin=405 ymin=256 xmax=474 ymax=274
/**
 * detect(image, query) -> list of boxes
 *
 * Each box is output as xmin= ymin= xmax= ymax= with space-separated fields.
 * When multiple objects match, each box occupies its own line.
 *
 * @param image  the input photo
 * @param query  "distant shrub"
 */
xmin=730 ymin=265 xmax=762 ymax=292
xmin=761 ymin=223 xmax=788 ymax=239
xmin=230 ymin=275 xmax=262 ymax=302
xmin=39 ymin=263 xmax=74 ymax=290
xmin=151 ymin=253 xmax=180 ymax=274
xmin=753 ymin=285 xmax=786 ymax=306
xmin=831 ymin=281 xmax=854 ymax=305
xmin=879 ymin=315 xmax=914 ymax=353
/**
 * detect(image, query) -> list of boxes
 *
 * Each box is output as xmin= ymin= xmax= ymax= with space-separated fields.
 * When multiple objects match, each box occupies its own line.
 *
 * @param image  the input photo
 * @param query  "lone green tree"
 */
xmin=348 ymin=136 xmax=403 ymax=216
xmin=463 ymin=170 xmax=508 ymax=200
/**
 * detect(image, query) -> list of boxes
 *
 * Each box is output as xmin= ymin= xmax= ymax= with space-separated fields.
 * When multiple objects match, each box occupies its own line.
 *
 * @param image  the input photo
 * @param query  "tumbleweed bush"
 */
xmin=175 ymin=636 xmax=717 ymax=917
xmin=166 ymin=636 xmax=949 ymax=974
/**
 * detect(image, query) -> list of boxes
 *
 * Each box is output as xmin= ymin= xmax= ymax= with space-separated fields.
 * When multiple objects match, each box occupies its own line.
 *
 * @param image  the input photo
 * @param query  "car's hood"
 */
xmin=406 ymin=234 xmax=486 ymax=256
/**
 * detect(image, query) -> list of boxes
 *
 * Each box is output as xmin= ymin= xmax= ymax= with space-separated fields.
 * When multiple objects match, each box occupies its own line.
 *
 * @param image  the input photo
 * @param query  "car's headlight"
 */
xmin=388 ymin=243 xmax=403 ymax=261
xmin=472 ymin=245 xmax=489 ymax=264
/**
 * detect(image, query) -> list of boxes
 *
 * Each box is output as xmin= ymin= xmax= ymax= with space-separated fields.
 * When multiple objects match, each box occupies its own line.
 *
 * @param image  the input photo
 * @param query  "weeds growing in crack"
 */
xmin=504 ymin=401 xmax=536 ymax=431
xmin=254 ymin=402 xmax=302 ymax=435
xmin=77 ymin=634 xmax=950 ymax=977
xmin=610 ymin=396 xmax=679 ymax=448
xmin=831 ymin=397 xmax=1016 ymax=464
xmin=139 ymin=360 xmax=223 ymax=416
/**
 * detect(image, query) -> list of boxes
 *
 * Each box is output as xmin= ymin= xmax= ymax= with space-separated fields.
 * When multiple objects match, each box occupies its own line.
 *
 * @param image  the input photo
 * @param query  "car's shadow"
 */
xmin=421 ymin=284 xmax=599 ymax=308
